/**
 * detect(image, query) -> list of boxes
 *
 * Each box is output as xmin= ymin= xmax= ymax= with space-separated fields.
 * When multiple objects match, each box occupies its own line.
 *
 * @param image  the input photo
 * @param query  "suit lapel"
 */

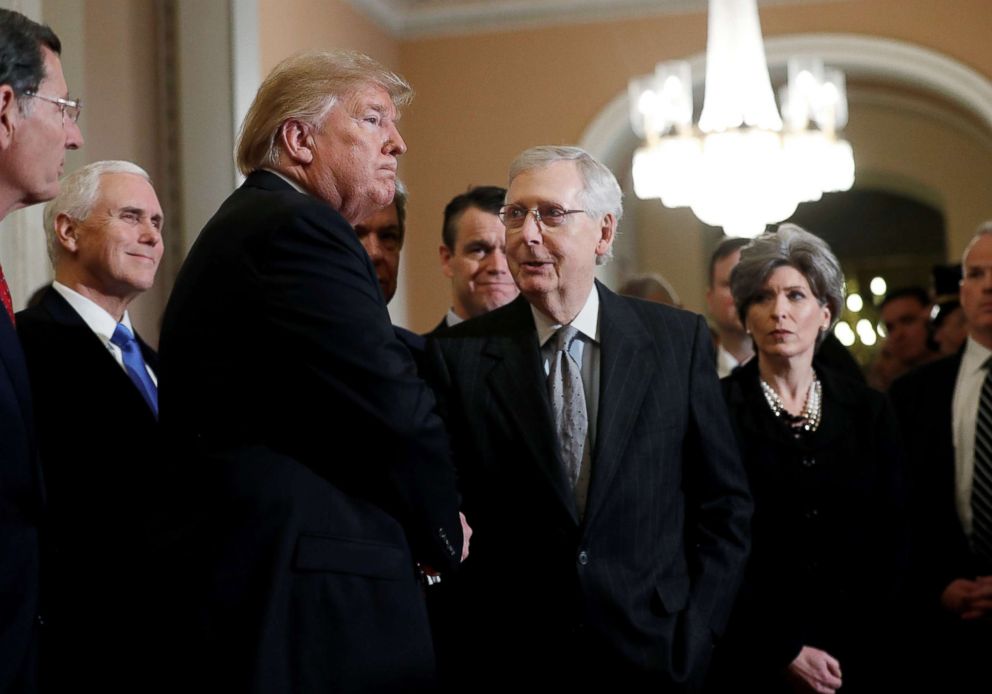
xmin=584 ymin=284 xmax=654 ymax=528
xmin=39 ymin=288 xmax=158 ymax=421
xmin=483 ymin=298 xmax=580 ymax=525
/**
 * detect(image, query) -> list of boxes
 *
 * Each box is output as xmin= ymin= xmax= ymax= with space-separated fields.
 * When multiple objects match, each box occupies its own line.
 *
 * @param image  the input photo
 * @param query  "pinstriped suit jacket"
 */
xmin=427 ymin=282 xmax=751 ymax=690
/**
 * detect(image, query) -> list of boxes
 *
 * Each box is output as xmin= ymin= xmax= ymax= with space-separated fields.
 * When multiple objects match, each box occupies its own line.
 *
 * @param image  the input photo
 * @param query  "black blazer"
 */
xmin=158 ymin=170 xmax=462 ymax=693
xmin=714 ymin=360 xmax=908 ymax=692
xmin=890 ymin=354 xmax=976 ymax=599
xmin=16 ymin=287 xmax=162 ymax=690
xmin=427 ymin=285 xmax=752 ymax=690
xmin=0 ymin=307 xmax=41 ymax=693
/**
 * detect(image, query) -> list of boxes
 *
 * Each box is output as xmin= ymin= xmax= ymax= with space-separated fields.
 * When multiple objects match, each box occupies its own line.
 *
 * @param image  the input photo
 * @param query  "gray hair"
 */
xmin=236 ymin=51 xmax=413 ymax=176
xmin=508 ymin=145 xmax=623 ymax=265
xmin=730 ymin=223 xmax=844 ymax=348
xmin=962 ymin=220 xmax=992 ymax=267
xmin=43 ymin=160 xmax=151 ymax=264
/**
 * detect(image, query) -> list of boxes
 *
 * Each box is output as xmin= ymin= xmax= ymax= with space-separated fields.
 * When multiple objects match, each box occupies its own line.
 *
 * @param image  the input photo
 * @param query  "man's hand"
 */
xmin=941 ymin=576 xmax=992 ymax=620
xmin=787 ymin=646 xmax=843 ymax=694
xmin=460 ymin=512 xmax=472 ymax=562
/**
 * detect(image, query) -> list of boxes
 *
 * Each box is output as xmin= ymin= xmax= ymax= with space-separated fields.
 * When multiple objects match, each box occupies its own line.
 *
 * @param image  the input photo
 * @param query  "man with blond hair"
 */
xmin=159 ymin=51 xmax=465 ymax=692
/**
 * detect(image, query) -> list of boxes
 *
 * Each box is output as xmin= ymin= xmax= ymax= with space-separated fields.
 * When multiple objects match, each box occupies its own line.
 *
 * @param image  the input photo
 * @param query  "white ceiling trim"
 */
xmin=346 ymin=0 xmax=836 ymax=40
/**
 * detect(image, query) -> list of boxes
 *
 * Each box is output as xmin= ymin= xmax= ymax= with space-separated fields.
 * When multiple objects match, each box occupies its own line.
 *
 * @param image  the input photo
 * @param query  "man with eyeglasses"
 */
xmin=427 ymin=145 xmax=751 ymax=691
xmin=0 ymin=9 xmax=83 ymax=692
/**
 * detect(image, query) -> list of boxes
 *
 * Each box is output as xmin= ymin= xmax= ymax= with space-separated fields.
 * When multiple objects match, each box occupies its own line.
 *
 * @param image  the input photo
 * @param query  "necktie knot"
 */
xmin=554 ymin=324 xmax=580 ymax=358
xmin=111 ymin=322 xmax=138 ymax=352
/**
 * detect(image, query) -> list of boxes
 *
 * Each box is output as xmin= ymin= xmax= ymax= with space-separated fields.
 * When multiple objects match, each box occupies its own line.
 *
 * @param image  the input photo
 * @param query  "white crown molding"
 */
xmin=345 ymin=0 xmax=834 ymax=40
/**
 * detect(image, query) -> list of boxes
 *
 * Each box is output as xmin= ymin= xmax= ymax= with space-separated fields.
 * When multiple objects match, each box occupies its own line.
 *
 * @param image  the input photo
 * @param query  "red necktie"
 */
xmin=0 ymin=262 xmax=13 ymax=326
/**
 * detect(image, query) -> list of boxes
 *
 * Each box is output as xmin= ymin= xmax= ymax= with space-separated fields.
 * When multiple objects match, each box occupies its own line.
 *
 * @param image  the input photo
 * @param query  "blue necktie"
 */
xmin=110 ymin=322 xmax=158 ymax=417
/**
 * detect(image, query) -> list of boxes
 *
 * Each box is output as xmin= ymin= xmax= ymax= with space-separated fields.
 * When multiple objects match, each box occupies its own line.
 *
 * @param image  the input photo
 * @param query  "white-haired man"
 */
xmin=16 ymin=159 xmax=163 ymax=689
xmin=427 ymin=145 xmax=751 ymax=691
xmin=159 ymin=51 xmax=465 ymax=692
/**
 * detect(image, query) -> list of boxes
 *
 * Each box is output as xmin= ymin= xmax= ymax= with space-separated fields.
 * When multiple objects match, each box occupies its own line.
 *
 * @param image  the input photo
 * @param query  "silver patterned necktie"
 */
xmin=972 ymin=357 xmax=992 ymax=563
xmin=548 ymin=325 xmax=588 ymax=491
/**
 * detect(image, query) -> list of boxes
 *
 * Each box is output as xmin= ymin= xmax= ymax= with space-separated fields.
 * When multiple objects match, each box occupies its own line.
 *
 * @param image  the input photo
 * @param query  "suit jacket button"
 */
xmin=577 ymin=550 xmax=589 ymax=566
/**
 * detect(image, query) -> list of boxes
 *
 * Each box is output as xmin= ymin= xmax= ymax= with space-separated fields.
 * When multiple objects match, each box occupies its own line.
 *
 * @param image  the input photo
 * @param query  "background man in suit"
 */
xmin=159 ymin=51 xmax=466 ymax=693
xmin=0 ymin=10 xmax=83 ymax=691
xmin=880 ymin=285 xmax=939 ymax=388
xmin=17 ymin=160 xmax=162 ymax=689
xmin=706 ymin=237 xmax=752 ymax=377
xmin=355 ymin=179 xmax=406 ymax=304
xmin=432 ymin=185 xmax=516 ymax=331
xmin=428 ymin=146 xmax=751 ymax=691
xmin=892 ymin=224 xmax=992 ymax=692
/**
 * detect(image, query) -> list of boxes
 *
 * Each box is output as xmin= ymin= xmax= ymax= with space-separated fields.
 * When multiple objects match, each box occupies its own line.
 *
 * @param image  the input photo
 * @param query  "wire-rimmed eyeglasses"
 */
xmin=23 ymin=91 xmax=82 ymax=124
xmin=498 ymin=204 xmax=588 ymax=231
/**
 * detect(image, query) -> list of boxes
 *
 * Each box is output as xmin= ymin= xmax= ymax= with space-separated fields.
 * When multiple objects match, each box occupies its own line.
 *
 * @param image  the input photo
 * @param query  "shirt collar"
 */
xmin=263 ymin=168 xmax=309 ymax=196
xmin=446 ymin=309 xmax=465 ymax=327
xmin=52 ymin=281 xmax=133 ymax=343
xmin=532 ymin=284 xmax=600 ymax=348
xmin=962 ymin=334 xmax=992 ymax=374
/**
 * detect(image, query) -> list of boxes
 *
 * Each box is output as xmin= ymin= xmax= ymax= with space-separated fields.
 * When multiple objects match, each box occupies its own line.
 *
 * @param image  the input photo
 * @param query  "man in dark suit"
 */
xmin=891 ymin=225 xmax=992 ymax=692
xmin=431 ymin=185 xmax=516 ymax=333
xmin=16 ymin=160 xmax=163 ymax=689
xmin=158 ymin=51 xmax=465 ymax=693
xmin=428 ymin=146 xmax=751 ymax=691
xmin=0 ymin=11 xmax=83 ymax=691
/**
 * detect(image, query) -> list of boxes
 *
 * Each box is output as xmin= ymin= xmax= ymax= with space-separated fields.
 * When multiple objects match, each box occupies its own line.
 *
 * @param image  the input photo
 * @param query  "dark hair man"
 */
xmin=433 ymin=185 xmax=517 ymax=331
xmin=706 ymin=236 xmax=753 ymax=377
xmin=0 ymin=10 xmax=82 ymax=691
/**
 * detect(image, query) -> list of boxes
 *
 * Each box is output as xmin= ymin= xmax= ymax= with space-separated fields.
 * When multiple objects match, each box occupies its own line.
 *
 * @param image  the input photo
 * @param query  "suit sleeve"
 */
xmin=681 ymin=314 xmax=753 ymax=679
xmin=258 ymin=202 xmax=462 ymax=570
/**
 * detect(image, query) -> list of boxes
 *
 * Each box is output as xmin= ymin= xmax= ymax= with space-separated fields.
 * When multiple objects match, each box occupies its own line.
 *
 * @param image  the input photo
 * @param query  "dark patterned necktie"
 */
xmin=971 ymin=358 xmax=992 ymax=562
xmin=548 ymin=325 xmax=588 ymax=491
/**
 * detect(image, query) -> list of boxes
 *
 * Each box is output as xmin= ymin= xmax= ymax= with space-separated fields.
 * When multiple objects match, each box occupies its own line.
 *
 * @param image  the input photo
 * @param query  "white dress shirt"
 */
xmin=952 ymin=336 xmax=992 ymax=534
xmin=532 ymin=286 xmax=601 ymax=449
xmin=52 ymin=281 xmax=157 ymax=386
xmin=445 ymin=309 xmax=465 ymax=328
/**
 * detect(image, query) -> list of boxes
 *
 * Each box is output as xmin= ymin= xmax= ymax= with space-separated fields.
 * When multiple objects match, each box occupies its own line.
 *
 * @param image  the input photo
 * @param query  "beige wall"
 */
xmin=259 ymin=0 xmax=399 ymax=73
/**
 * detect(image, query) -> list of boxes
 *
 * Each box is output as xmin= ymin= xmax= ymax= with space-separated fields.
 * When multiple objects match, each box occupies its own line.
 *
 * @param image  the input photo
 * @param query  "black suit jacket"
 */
xmin=713 ymin=360 xmax=907 ymax=691
xmin=16 ymin=287 xmax=161 ymax=689
xmin=158 ymin=170 xmax=462 ymax=693
xmin=427 ymin=285 xmax=751 ymax=690
xmin=0 ymin=307 xmax=41 ymax=692
xmin=890 ymin=354 xmax=975 ymax=599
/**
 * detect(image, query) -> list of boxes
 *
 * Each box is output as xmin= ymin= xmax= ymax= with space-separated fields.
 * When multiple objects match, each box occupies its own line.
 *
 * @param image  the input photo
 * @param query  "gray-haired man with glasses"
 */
xmin=427 ymin=145 xmax=751 ymax=691
xmin=0 ymin=8 xmax=83 ymax=693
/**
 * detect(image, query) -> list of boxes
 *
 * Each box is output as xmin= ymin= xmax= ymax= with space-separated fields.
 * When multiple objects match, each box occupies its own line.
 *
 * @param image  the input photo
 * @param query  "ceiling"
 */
xmin=347 ymin=0 xmax=833 ymax=39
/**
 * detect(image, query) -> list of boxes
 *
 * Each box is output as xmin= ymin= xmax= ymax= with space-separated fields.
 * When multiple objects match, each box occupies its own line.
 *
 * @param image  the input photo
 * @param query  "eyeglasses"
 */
xmin=23 ymin=91 xmax=82 ymax=124
xmin=498 ymin=204 xmax=588 ymax=231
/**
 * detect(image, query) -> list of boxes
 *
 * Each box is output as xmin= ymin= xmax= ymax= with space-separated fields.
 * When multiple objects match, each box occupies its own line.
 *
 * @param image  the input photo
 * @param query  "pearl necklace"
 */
xmin=760 ymin=374 xmax=822 ymax=432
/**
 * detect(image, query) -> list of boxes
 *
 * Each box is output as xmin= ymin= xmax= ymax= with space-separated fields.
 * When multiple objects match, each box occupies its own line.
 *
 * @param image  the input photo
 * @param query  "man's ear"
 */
xmin=0 ymin=85 xmax=19 ymax=151
xmin=278 ymin=119 xmax=315 ymax=165
xmin=54 ymin=212 xmax=80 ymax=254
xmin=439 ymin=245 xmax=454 ymax=279
xmin=595 ymin=213 xmax=616 ymax=259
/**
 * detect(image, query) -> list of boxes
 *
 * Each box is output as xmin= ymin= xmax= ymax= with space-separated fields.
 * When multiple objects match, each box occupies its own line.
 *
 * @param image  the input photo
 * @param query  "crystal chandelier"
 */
xmin=629 ymin=0 xmax=855 ymax=238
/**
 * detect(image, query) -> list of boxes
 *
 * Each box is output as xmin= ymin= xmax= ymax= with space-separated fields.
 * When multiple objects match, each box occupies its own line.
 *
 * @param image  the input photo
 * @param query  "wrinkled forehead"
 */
xmin=507 ymin=161 xmax=585 ymax=206
xmin=340 ymin=82 xmax=400 ymax=117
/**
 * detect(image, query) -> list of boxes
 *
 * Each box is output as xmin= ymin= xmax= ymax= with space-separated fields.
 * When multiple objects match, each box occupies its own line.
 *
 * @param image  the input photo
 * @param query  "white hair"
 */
xmin=43 ymin=160 xmax=151 ymax=265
